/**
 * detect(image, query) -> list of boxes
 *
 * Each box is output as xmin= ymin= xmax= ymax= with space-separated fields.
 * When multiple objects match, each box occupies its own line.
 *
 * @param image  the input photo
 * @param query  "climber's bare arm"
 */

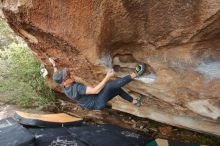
xmin=85 ymin=71 xmax=115 ymax=95
xmin=53 ymin=66 xmax=58 ymax=73
xmin=49 ymin=58 xmax=58 ymax=73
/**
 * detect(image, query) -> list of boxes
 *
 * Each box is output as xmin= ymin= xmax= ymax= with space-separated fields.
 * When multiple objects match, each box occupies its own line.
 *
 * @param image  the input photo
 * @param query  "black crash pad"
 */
xmin=0 ymin=118 xmax=34 ymax=146
xmin=28 ymin=128 xmax=87 ymax=146
xmin=67 ymin=124 xmax=153 ymax=146
xmin=28 ymin=124 xmax=153 ymax=146
xmin=1 ymin=115 xmax=153 ymax=146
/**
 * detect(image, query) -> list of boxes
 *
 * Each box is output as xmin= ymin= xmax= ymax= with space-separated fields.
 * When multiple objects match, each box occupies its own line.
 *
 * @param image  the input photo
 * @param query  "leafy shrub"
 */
xmin=0 ymin=20 xmax=54 ymax=107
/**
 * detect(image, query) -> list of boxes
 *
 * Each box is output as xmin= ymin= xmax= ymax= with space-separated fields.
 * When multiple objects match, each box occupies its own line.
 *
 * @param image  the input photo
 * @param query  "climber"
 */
xmin=49 ymin=57 xmax=145 ymax=110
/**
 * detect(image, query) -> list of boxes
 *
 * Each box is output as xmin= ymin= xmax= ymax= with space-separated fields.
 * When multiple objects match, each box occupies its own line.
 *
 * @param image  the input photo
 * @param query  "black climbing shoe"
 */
xmin=135 ymin=63 xmax=146 ymax=77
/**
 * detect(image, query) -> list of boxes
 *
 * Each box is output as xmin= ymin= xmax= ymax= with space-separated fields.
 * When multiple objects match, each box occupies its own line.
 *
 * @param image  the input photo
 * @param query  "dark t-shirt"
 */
xmin=61 ymin=82 xmax=97 ymax=109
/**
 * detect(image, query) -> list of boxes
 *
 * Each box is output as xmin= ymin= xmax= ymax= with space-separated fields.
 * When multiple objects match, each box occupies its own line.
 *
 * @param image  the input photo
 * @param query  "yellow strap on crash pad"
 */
xmin=15 ymin=111 xmax=82 ymax=123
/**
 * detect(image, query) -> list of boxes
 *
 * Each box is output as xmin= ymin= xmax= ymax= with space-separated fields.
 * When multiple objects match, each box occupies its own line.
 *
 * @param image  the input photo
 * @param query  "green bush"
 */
xmin=0 ymin=42 xmax=55 ymax=107
xmin=0 ymin=19 xmax=54 ymax=108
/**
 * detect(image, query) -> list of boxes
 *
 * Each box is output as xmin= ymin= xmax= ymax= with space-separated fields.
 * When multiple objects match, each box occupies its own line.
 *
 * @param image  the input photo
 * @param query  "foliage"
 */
xmin=0 ymin=19 xmax=18 ymax=50
xmin=0 ymin=20 xmax=54 ymax=108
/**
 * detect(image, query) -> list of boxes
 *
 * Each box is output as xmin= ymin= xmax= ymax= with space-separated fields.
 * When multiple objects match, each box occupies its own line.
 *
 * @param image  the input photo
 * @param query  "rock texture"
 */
xmin=1 ymin=0 xmax=220 ymax=136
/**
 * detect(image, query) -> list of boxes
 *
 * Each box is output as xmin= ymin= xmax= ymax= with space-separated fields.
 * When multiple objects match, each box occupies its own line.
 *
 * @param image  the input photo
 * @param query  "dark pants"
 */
xmin=95 ymin=75 xmax=133 ymax=110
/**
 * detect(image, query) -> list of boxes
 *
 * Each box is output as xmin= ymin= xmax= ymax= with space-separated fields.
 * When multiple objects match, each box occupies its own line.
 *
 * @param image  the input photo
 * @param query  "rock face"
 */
xmin=1 ymin=0 xmax=220 ymax=136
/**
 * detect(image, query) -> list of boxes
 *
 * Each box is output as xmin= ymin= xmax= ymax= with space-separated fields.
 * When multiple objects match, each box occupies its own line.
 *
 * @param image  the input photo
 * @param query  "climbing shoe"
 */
xmin=135 ymin=63 xmax=146 ymax=77
xmin=134 ymin=95 xmax=143 ymax=107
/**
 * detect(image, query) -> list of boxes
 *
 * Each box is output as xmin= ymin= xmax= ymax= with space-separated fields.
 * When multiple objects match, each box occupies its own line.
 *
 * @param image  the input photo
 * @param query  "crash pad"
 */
xmin=67 ymin=124 xmax=153 ymax=146
xmin=14 ymin=111 xmax=82 ymax=127
xmin=28 ymin=128 xmax=86 ymax=146
xmin=0 ymin=118 xmax=34 ymax=146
